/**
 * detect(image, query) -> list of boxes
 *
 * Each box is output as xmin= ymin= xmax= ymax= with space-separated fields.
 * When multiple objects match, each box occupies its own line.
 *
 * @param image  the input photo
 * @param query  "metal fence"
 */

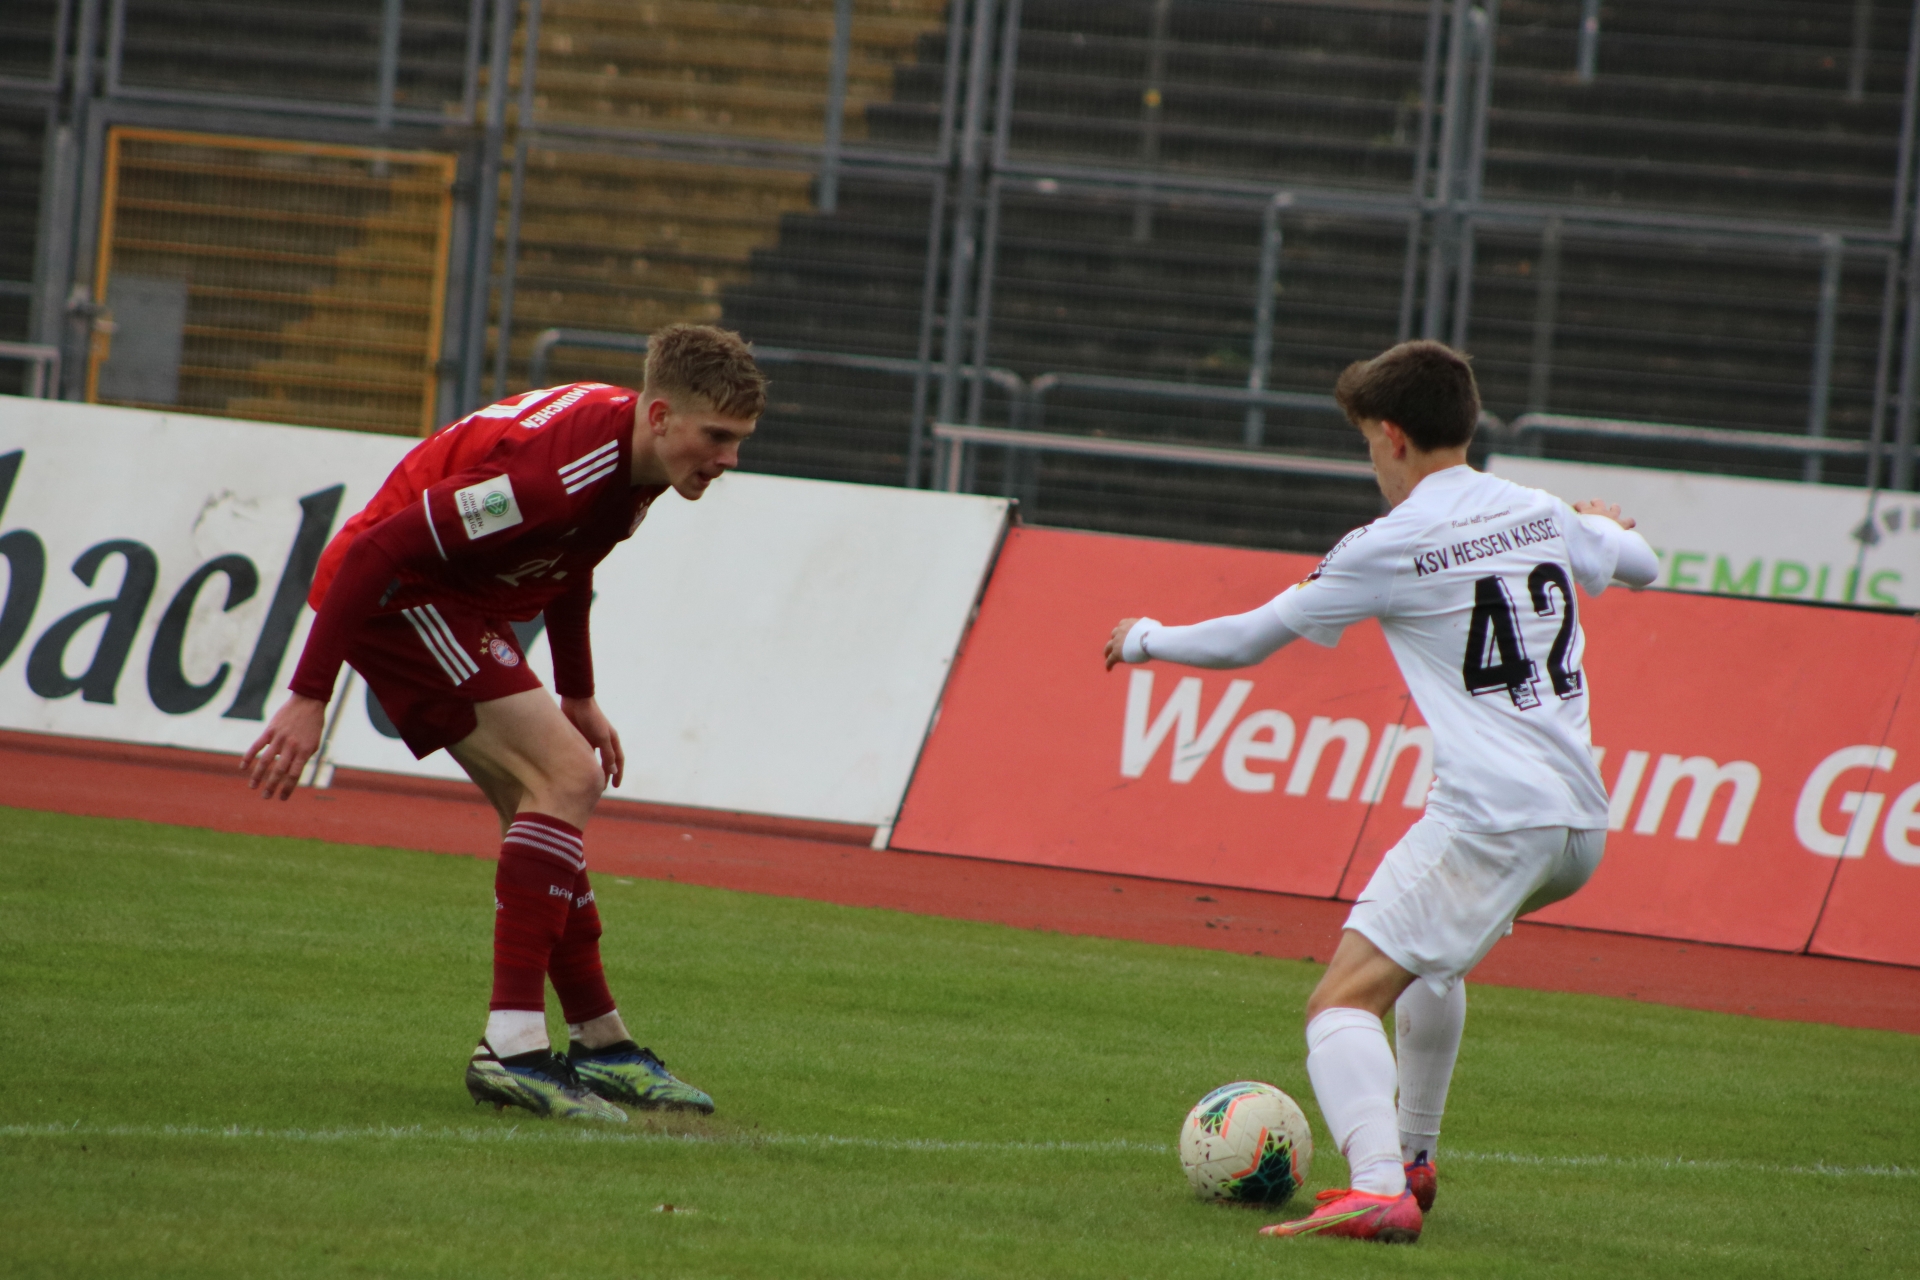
xmin=88 ymin=127 xmax=456 ymax=433
xmin=11 ymin=1 xmax=1920 ymax=552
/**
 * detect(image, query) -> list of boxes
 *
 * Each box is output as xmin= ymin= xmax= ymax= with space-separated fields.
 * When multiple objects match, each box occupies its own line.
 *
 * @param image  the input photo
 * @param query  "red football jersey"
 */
xmin=309 ymin=383 xmax=665 ymax=621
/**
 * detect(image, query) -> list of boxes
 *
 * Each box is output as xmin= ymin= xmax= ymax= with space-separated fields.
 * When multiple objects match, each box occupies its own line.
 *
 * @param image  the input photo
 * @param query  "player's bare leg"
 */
xmin=1263 ymin=930 xmax=1424 ymax=1242
xmin=449 ymin=689 xmax=714 ymax=1115
xmin=1306 ymin=928 xmax=1418 ymax=1021
xmin=450 ymin=687 xmax=607 ymax=834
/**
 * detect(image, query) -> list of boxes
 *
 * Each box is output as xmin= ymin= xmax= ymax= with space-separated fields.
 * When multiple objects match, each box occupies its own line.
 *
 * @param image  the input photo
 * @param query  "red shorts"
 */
xmin=346 ymin=601 xmax=543 ymax=758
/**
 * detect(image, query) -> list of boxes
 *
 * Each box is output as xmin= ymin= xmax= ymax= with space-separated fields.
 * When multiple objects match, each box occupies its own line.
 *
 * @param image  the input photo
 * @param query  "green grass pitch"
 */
xmin=1 ymin=806 xmax=1914 ymax=1278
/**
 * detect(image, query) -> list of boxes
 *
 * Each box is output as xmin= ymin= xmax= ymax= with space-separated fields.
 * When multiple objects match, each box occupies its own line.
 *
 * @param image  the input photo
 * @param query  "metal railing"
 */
xmin=529 ymin=327 xmax=1359 ymax=485
xmin=1500 ymin=412 xmax=1891 ymax=461
xmin=496 ymin=0 xmax=1917 ymax=471
xmin=17 ymin=0 xmax=1920 ymax=522
xmin=525 ymin=328 xmax=1023 ymax=405
xmin=935 ymin=405 xmax=1919 ymax=505
xmin=1027 ymin=370 xmax=1342 ymax=429
xmin=0 ymin=342 xmax=62 ymax=398
xmin=932 ymin=422 xmax=1375 ymax=494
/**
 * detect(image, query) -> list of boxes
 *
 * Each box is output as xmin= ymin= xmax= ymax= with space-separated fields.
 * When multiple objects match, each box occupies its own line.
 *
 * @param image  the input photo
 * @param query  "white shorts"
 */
xmin=1345 ymin=817 xmax=1605 ymax=995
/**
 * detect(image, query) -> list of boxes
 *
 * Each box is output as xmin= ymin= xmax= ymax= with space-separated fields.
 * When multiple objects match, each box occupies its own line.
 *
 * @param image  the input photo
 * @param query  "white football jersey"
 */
xmin=1271 ymin=466 xmax=1623 ymax=833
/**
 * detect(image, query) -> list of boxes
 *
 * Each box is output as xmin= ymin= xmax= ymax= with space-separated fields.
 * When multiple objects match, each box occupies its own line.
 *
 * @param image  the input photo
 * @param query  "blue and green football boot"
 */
xmin=465 ymin=1042 xmax=628 ymax=1122
xmin=568 ymin=1040 xmax=715 ymax=1114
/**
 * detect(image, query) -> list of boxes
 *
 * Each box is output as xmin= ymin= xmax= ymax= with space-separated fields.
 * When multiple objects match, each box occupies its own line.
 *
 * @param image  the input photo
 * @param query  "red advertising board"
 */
xmin=1809 ymin=656 xmax=1920 ymax=967
xmin=1512 ymin=590 xmax=1915 ymax=951
xmin=894 ymin=525 xmax=1920 ymax=959
xmin=892 ymin=528 xmax=1412 ymax=898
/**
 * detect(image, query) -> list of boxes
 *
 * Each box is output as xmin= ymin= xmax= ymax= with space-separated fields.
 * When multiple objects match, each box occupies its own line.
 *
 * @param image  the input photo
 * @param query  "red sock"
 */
xmin=549 ymin=866 xmax=616 ymax=1026
xmin=489 ymin=813 xmax=585 ymax=1013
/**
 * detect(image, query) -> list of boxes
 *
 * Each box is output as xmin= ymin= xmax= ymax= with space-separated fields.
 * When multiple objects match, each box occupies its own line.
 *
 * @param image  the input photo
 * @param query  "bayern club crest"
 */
xmin=486 ymin=636 xmax=520 ymax=667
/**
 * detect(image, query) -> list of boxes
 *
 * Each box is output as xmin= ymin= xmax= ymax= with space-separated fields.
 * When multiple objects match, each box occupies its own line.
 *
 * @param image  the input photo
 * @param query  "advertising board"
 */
xmin=0 ymin=397 xmax=1009 ymax=827
xmin=0 ymin=398 xmax=408 ymax=753
xmin=318 ymin=469 xmax=1011 ymax=825
xmin=889 ymin=528 xmax=1419 ymax=898
xmin=1487 ymin=455 xmax=1919 ymax=610
xmin=1807 ymin=673 xmax=1920 ymax=967
xmin=891 ymin=525 xmax=1920 ymax=956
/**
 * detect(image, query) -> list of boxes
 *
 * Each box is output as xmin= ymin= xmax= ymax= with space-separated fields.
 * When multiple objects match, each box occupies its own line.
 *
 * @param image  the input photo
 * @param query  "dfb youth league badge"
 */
xmin=455 ymin=474 xmax=523 ymax=540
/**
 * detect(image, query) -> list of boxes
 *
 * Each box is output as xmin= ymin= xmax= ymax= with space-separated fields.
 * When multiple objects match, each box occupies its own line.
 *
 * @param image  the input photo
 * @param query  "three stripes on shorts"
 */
xmin=401 ymin=603 xmax=479 ymax=687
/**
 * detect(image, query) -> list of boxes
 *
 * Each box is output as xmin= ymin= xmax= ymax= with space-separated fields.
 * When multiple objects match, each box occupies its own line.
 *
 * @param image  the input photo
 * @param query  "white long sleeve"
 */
xmin=1609 ymin=526 xmax=1659 ymax=588
xmin=1567 ymin=510 xmax=1660 ymax=591
xmin=1122 ymin=602 xmax=1299 ymax=669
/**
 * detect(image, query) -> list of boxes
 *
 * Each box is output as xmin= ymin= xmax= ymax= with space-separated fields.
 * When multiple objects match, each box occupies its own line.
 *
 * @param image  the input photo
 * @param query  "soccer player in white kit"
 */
xmin=1104 ymin=341 xmax=1659 ymax=1243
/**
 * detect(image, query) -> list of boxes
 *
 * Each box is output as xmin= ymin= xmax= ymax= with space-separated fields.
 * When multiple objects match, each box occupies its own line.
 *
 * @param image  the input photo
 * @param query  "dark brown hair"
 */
xmin=644 ymin=323 xmax=767 ymax=420
xmin=1333 ymin=340 xmax=1480 ymax=451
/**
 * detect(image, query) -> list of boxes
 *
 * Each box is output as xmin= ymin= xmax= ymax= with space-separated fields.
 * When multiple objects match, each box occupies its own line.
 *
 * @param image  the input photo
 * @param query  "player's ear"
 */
xmin=645 ymin=395 xmax=673 ymax=431
xmin=1378 ymin=418 xmax=1409 ymax=457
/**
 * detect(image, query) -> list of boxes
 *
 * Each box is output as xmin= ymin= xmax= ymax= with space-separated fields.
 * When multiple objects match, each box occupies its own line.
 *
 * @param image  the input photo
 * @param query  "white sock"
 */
xmin=485 ymin=1008 xmax=549 ymax=1057
xmin=1395 ymin=980 xmax=1466 ymax=1165
xmin=1305 ymin=1007 xmax=1407 ymax=1196
xmin=567 ymin=1010 xmax=624 ymax=1051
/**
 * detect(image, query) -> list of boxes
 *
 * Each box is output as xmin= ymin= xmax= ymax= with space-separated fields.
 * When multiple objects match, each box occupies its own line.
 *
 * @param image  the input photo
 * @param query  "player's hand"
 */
xmin=1104 ymin=618 xmax=1141 ymax=671
xmin=562 ymin=695 xmax=625 ymax=789
xmin=1572 ymin=498 xmax=1636 ymax=530
xmin=241 ymin=694 xmax=327 ymax=800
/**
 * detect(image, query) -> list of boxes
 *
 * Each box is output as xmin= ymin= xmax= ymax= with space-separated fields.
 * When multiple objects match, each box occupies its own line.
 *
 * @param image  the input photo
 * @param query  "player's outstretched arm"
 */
xmin=561 ymin=695 xmax=625 ymax=789
xmin=1571 ymin=498 xmax=1635 ymax=529
xmin=1104 ymin=604 xmax=1299 ymax=671
xmin=1568 ymin=498 xmax=1659 ymax=589
xmin=241 ymin=693 xmax=327 ymax=800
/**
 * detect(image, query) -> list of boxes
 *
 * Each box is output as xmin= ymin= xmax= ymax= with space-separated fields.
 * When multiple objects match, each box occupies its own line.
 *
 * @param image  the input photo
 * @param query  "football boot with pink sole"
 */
xmin=1259 ymin=1187 xmax=1423 ymax=1243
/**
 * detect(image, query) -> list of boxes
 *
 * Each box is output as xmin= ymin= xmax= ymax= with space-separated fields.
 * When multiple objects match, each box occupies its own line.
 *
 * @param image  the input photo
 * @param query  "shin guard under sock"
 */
xmin=489 ymin=814 xmax=586 ymax=1013
xmin=549 ymin=866 xmax=616 ymax=1026
xmin=1305 ymin=1007 xmax=1407 ymax=1197
xmin=1395 ymin=980 xmax=1466 ymax=1164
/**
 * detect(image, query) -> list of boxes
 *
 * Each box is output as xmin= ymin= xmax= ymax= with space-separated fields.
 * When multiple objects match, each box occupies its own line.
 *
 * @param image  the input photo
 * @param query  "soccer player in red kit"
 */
xmin=241 ymin=324 xmax=765 ymax=1122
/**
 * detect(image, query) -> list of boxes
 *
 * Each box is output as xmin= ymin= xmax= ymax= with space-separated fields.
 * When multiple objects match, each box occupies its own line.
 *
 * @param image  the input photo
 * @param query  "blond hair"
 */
xmin=643 ymin=323 xmax=767 ymax=420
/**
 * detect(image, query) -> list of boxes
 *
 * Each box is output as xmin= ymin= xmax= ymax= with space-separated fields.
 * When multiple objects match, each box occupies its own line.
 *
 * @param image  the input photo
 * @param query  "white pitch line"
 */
xmin=1 ymin=1123 xmax=1911 ymax=1180
xmin=1444 ymin=1148 xmax=1918 ymax=1180
xmin=0 ymin=1122 xmax=1163 ymax=1157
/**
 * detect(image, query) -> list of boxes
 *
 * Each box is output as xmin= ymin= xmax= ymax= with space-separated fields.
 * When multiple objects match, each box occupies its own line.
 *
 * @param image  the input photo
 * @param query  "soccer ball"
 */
xmin=1178 ymin=1081 xmax=1313 ymax=1205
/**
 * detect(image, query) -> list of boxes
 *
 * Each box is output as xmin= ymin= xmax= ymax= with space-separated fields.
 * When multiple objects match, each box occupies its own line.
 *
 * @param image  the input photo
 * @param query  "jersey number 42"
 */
xmin=1461 ymin=565 xmax=1583 ymax=710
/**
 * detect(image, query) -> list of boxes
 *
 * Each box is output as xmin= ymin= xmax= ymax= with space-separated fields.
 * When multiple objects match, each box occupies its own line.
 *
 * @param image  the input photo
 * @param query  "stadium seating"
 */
xmin=723 ymin=0 xmax=1917 ymax=549
xmin=507 ymin=0 xmax=948 ymax=390
xmin=7 ymin=0 xmax=1913 ymax=546
xmin=111 ymin=0 xmax=473 ymax=112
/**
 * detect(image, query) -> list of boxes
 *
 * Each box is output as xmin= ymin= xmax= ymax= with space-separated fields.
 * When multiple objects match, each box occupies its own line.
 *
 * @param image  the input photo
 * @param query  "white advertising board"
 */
xmin=0 ymin=396 xmax=409 ymax=750
xmin=1487 ymin=455 xmax=1919 ymax=610
xmin=323 ymin=470 xmax=1011 ymax=825
xmin=0 ymin=396 xmax=1011 ymax=826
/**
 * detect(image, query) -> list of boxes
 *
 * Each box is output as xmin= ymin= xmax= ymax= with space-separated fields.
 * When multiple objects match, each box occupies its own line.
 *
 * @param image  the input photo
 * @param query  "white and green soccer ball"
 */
xmin=1178 ymin=1081 xmax=1313 ymax=1205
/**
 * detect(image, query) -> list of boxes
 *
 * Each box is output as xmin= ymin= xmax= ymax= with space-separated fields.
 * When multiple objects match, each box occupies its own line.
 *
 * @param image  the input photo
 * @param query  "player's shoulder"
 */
xmin=1300 ymin=510 xmax=1407 ymax=587
xmin=511 ymin=383 xmax=636 ymax=437
xmin=428 ymin=383 xmax=633 ymax=453
xmin=1397 ymin=466 xmax=1560 ymax=536
xmin=496 ymin=383 xmax=635 ymax=467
